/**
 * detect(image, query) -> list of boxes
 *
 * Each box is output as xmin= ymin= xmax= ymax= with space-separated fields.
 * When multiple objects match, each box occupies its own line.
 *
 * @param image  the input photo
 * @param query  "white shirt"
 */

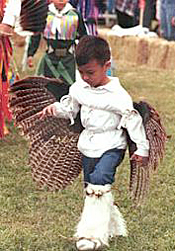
xmin=2 ymin=0 xmax=30 ymax=35
xmin=54 ymin=77 xmax=149 ymax=158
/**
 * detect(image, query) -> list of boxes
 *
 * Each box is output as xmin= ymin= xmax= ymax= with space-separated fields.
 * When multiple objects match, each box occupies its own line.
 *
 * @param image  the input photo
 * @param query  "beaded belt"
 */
xmin=54 ymin=48 xmax=68 ymax=57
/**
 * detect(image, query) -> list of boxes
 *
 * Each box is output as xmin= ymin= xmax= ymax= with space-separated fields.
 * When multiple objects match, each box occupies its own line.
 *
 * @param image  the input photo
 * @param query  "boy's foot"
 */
xmin=76 ymin=238 xmax=102 ymax=250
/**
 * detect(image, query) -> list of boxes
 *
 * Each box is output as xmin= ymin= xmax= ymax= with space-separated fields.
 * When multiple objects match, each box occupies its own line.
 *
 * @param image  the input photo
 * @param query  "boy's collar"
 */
xmin=81 ymin=77 xmax=120 ymax=92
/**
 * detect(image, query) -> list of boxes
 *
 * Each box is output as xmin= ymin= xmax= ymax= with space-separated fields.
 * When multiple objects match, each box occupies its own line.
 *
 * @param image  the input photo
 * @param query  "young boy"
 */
xmin=40 ymin=35 xmax=149 ymax=250
xmin=0 ymin=0 xmax=87 ymax=99
xmin=26 ymin=0 xmax=87 ymax=94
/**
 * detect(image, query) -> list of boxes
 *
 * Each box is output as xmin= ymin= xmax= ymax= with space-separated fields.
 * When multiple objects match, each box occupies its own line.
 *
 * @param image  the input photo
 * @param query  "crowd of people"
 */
xmin=104 ymin=0 xmax=175 ymax=41
xmin=1 ymin=1 xmax=175 ymax=40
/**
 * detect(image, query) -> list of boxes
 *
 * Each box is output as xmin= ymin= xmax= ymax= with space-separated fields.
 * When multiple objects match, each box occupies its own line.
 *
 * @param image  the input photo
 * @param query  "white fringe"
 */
xmin=109 ymin=204 xmax=128 ymax=237
xmin=75 ymin=184 xmax=127 ymax=247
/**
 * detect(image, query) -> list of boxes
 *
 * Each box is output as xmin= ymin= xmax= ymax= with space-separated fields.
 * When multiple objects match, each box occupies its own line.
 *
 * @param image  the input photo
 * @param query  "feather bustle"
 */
xmin=10 ymin=76 xmax=82 ymax=191
xmin=18 ymin=0 xmax=49 ymax=34
xmin=128 ymin=101 xmax=166 ymax=205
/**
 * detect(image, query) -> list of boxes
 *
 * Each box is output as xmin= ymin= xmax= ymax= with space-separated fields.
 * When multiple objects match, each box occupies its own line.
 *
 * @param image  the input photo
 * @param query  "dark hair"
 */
xmin=75 ymin=35 xmax=111 ymax=66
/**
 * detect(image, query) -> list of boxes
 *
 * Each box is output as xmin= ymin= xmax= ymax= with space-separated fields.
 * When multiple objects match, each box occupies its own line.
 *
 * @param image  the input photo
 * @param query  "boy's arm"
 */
xmin=0 ymin=23 xmax=13 ymax=36
xmin=27 ymin=34 xmax=42 ymax=57
xmin=0 ymin=0 xmax=21 ymax=35
xmin=1 ymin=0 xmax=21 ymax=27
xmin=26 ymin=34 xmax=42 ymax=67
xmin=118 ymin=109 xmax=149 ymax=157
xmin=76 ymin=11 xmax=88 ymax=37
xmin=40 ymin=94 xmax=80 ymax=125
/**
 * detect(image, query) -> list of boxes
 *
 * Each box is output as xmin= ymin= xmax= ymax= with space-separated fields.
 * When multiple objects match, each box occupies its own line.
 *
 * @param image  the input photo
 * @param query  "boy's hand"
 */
xmin=130 ymin=154 xmax=148 ymax=166
xmin=39 ymin=104 xmax=58 ymax=119
xmin=27 ymin=56 xmax=34 ymax=68
xmin=0 ymin=23 xmax=13 ymax=36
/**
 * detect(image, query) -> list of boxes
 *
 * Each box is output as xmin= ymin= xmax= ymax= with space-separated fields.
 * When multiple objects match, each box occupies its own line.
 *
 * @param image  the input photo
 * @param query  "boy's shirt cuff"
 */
xmin=134 ymin=148 xmax=149 ymax=157
xmin=2 ymin=15 xmax=16 ymax=27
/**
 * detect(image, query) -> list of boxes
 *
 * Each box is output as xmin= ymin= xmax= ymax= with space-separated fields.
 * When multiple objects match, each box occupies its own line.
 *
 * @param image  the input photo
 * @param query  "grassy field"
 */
xmin=0 ymin=40 xmax=174 ymax=251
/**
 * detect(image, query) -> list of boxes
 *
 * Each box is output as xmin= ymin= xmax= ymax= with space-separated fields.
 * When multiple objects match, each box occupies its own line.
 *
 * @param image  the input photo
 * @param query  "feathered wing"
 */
xmin=16 ymin=0 xmax=48 ymax=35
xmin=0 ymin=0 xmax=49 ymax=36
xmin=127 ymin=101 xmax=167 ymax=205
xmin=10 ymin=76 xmax=82 ymax=191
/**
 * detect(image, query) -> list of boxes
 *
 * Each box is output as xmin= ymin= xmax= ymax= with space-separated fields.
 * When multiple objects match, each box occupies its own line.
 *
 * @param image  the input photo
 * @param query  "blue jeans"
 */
xmin=107 ymin=0 xmax=115 ymax=14
xmin=82 ymin=148 xmax=125 ymax=185
xmin=160 ymin=0 xmax=175 ymax=40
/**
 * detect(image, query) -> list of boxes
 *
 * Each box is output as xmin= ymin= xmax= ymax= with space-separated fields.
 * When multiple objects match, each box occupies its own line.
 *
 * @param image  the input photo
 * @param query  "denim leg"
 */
xmin=82 ymin=156 xmax=99 ymax=185
xmin=107 ymin=0 xmax=115 ymax=13
xmin=143 ymin=0 xmax=155 ymax=28
xmin=160 ymin=0 xmax=175 ymax=40
xmin=82 ymin=149 xmax=125 ymax=186
xmin=166 ymin=2 xmax=175 ymax=40
xmin=160 ymin=0 xmax=168 ymax=39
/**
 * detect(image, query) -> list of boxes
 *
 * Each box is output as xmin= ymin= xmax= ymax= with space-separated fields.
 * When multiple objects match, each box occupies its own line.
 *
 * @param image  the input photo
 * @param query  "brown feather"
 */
xmin=19 ymin=0 xmax=48 ymax=34
xmin=10 ymin=76 xmax=82 ymax=191
xmin=128 ymin=101 xmax=167 ymax=205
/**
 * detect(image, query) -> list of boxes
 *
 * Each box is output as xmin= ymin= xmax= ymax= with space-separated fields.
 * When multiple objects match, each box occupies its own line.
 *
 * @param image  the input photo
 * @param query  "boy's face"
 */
xmin=78 ymin=59 xmax=111 ymax=87
xmin=50 ymin=0 xmax=68 ymax=10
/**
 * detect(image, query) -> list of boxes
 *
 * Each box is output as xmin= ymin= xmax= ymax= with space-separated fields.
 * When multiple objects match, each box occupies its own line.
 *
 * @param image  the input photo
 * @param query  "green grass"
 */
xmin=0 ymin=43 xmax=174 ymax=250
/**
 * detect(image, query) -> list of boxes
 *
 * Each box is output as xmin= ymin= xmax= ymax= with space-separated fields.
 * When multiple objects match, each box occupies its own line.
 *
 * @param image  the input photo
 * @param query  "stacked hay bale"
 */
xmin=98 ymin=28 xmax=175 ymax=70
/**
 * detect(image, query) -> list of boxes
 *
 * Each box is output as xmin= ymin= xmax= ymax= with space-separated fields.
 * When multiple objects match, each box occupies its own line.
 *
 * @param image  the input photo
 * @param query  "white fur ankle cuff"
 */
xmin=76 ymin=238 xmax=102 ymax=250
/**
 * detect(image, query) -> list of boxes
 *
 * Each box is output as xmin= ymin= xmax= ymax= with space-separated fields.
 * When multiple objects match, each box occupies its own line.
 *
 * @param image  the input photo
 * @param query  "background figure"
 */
xmin=142 ymin=0 xmax=157 ymax=29
xmin=0 ymin=0 xmax=16 ymax=138
xmin=27 ymin=0 xmax=87 ymax=100
xmin=115 ymin=0 xmax=139 ymax=28
xmin=69 ymin=0 xmax=105 ymax=35
xmin=107 ymin=0 xmax=116 ymax=14
xmin=160 ymin=0 xmax=175 ymax=41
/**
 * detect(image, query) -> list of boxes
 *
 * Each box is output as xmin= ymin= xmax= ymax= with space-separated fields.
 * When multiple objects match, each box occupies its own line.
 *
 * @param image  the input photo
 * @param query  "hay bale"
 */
xmin=98 ymin=28 xmax=175 ymax=70
xmin=164 ymin=41 xmax=175 ymax=70
xmin=147 ymin=39 xmax=169 ymax=69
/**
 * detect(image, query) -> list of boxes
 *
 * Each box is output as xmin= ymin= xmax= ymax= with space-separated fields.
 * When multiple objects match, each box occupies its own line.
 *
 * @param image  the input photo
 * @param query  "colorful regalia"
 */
xmin=0 ymin=0 xmax=13 ymax=138
xmin=0 ymin=0 xmax=51 ymax=138
xmin=27 ymin=2 xmax=87 ymax=99
xmin=69 ymin=0 xmax=104 ymax=35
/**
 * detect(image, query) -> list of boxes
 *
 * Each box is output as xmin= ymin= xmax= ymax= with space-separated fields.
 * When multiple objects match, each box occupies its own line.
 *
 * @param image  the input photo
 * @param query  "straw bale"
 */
xmin=98 ymin=28 xmax=175 ymax=70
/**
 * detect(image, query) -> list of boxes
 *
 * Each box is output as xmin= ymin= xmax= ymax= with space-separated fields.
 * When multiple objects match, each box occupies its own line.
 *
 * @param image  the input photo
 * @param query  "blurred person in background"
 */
xmin=0 ymin=0 xmax=22 ymax=139
xmin=26 ymin=0 xmax=87 ymax=99
xmin=142 ymin=0 xmax=157 ymax=30
xmin=115 ymin=0 xmax=139 ymax=28
xmin=69 ymin=0 xmax=106 ymax=35
xmin=159 ymin=0 xmax=175 ymax=41
xmin=107 ymin=0 xmax=116 ymax=14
